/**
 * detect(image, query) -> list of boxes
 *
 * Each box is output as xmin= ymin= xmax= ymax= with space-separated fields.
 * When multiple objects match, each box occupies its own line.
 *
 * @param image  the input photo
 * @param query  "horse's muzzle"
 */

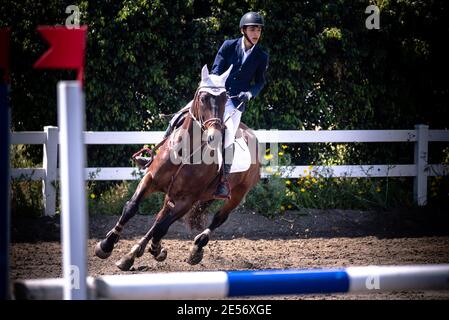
xmin=206 ymin=128 xmax=221 ymax=149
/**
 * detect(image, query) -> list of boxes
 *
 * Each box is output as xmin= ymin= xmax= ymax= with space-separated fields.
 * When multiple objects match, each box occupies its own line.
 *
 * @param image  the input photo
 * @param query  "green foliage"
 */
xmin=4 ymin=0 xmax=449 ymax=215
xmin=88 ymin=180 xmax=165 ymax=216
xmin=3 ymin=1 xmax=448 ymax=147
xmin=244 ymin=174 xmax=290 ymax=218
xmin=285 ymin=173 xmax=414 ymax=211
xmin=10 ymin=145 xmax=43 ymax=217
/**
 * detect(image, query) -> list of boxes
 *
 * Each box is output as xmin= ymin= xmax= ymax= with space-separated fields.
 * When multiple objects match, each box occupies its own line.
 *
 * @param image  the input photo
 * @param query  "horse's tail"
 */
xmin=183 ymin=200 xmax=215 ymax=231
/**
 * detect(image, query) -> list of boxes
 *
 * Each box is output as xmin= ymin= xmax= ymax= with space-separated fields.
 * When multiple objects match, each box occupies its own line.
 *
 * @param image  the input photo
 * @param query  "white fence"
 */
xmin=11 ymin=124 xmax=449 ymax=216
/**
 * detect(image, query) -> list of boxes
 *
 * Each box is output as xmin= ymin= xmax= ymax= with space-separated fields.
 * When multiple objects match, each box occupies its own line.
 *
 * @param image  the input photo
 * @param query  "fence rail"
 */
xmin=11 ymin=125 xmax=449 ymax=216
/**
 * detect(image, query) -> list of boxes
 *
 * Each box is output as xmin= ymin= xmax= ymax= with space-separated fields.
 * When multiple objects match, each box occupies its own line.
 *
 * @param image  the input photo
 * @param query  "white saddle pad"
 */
xmin=230 ymin=137 xmax=251 ymax=173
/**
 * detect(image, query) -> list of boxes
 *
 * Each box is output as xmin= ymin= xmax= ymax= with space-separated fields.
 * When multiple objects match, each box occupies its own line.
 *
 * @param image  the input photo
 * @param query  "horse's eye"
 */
xmin=200 ymin=95 xmax=207 ymax=104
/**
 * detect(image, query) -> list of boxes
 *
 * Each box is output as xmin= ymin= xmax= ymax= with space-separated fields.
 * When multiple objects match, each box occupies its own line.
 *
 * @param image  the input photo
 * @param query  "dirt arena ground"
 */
xmin=10 ymin=207 xmax=449 ymax=299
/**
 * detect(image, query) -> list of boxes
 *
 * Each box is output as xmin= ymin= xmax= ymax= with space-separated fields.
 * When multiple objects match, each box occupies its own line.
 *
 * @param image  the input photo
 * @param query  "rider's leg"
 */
xmin=213 ymin=100 xmax=242 ymax=199
xmin=134 ymin=101 xmax=193 ymax=169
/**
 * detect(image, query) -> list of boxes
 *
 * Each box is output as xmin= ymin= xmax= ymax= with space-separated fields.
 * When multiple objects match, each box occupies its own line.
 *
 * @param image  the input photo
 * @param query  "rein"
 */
xmin=134 ymin=85 xmax=244 ymax=199
xmin=166 ymin=85 xmax=228 ymax=198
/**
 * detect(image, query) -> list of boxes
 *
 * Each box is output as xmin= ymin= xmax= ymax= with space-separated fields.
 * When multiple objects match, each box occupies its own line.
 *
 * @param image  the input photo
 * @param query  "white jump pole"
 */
xmin=57 ymin=81 xmax=88 ymax=300
xmin=14 ymin=264 xmax=449 ymax=300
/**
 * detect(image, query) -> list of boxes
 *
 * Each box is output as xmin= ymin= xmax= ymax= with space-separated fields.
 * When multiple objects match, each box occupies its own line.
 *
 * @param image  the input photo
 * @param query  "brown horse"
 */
xmin=94 ymin=65 xmax=261 ymax=270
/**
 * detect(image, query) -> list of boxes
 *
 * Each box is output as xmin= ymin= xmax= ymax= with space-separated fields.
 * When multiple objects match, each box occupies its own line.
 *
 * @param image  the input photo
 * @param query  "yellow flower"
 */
xmin=281 ymin=144 xmax=288 ymax=150
xmin=308 ymin=165 xmax=313 ymax=170
xmin=280 ymin=205 xmax=285 ymax=211
xmin=288 ymin=204 xmax=292 ymax=209
xmin=375 ymin=187 xmax=381 ymax=193
xmin=90 ymin=193 xmax=96 ymax=199
xmin=265 ymin=166 xmax=273 ymax=173
xmin=264 ymin=154 xmax=274 ymax=160
xmin=300 ymin=188 xmax=306 ymax=193
xmin=312 ymin=178 xmax=317 ymax=183
xmin=278 ymin=152 xmax=284 ymax=156
xmin=285 ymin=180 xmax=291 ymax=185
xmin=303 ymin=169 xmax=308 ymax=174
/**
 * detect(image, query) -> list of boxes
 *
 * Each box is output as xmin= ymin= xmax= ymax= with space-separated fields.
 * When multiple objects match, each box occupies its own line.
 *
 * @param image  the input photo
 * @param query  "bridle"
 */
xmin=189 ymin=86 xmax=227 ymax=131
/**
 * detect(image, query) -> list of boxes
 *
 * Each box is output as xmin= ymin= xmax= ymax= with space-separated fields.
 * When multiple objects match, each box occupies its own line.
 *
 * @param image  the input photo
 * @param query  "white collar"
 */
xmin=241 ymin=37 xmax=255 ymax=55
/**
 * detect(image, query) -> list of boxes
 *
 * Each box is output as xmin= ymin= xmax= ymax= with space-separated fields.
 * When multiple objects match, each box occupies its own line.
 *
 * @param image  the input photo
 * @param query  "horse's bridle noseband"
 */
xmin=190 ymin=86 xmax=228 ymax=131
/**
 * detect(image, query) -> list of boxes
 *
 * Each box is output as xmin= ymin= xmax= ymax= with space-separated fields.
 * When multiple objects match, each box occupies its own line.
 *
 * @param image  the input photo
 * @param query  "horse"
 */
xmin=94 ymin=64 xmax=261 ymax=270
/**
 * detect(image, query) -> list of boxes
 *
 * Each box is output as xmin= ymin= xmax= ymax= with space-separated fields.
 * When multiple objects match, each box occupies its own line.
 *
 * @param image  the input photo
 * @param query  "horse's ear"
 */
xmin=220 ymin=64 xmax=233 ymax=83
xmin=201 ymin=64 xmax=209 ymax=82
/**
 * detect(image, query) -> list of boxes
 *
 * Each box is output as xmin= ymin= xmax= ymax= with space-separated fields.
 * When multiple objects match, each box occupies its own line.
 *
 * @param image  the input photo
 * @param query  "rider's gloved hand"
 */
xmin=237 ymin=91 xmax=252 ymax=104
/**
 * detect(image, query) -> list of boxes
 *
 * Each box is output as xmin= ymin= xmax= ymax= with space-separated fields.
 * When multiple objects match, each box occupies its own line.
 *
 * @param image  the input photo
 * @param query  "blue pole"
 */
xmin=0 ymin=83 xmax=10 ymax=300
xmin=227 ymin=269 xmax=350 ymax=296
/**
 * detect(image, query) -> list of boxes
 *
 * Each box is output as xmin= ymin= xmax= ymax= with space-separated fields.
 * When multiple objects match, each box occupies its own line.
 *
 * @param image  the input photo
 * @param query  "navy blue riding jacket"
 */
xmin=211 ymin=37 xmax=269 ymax=112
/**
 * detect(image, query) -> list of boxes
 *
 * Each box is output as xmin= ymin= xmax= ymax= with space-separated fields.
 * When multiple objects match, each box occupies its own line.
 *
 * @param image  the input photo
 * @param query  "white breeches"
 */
xmin=223 ymin=99 xmax=242 ymax=148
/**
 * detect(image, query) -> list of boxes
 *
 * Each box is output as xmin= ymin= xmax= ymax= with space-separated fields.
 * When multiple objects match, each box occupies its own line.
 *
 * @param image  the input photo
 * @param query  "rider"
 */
xmin=135 ymin=12 xmax=269 ymax=200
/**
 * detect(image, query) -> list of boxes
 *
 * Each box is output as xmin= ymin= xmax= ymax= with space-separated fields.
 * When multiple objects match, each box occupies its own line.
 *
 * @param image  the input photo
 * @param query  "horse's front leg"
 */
xmin=148 ymin=197 xmax=194 ymax=261
xmin=94 ymin=172 xmax=154 ymax=259
xmin=114 ymin=224 xmax=155 ymax=271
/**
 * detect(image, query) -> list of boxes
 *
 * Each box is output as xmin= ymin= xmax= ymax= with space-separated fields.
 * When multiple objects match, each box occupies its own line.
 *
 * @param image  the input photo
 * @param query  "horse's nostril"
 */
xmin=208 ymin=135 xmax=214 ymax=143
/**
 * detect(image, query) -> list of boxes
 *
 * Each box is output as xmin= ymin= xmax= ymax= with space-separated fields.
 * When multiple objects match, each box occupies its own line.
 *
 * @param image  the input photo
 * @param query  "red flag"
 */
xmin=34 ymin=25 xmax=87 ymax=84
xmin=0 ymin=28 xmax=11 ymax=84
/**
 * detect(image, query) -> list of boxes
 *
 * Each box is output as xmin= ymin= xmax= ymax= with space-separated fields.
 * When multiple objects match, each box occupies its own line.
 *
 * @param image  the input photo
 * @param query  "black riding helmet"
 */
xmin=239 ymin=12 xmax=264 ymax=47
xmin=239 ymin=12 xmax=264 ymax=29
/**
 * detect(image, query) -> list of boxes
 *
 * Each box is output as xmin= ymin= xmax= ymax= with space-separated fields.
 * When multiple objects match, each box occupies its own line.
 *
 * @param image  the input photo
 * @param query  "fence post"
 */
xmin=43 ymin=126 xmax=58 ymax=216
xmin=414 ymin=124 xmax=429 ymax=206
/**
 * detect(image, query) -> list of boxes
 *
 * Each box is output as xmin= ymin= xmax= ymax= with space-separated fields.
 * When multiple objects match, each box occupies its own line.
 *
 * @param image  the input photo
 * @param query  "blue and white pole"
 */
xmin=93 ymin=264 xmax=449 ymax=299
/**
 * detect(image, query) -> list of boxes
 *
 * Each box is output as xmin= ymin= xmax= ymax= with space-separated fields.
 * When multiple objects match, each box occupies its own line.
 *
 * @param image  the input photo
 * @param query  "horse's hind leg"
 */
xmin=188 ymin=185 xmax=248 ymax=265
xmin=115 ymin=196 xmax=194 ymax=270
xmin=94 ymin=173 xmax=154 ymax=259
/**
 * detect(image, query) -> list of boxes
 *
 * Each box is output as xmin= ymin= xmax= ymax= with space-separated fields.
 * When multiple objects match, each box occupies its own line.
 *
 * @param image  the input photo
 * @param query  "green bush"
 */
xmin=10 ymin=145 xmax=44 ymax=217
xmin=244 ymin=174 xmax=290 ymax=218
xmin=88 ymin=180 xmax=165 ymax=216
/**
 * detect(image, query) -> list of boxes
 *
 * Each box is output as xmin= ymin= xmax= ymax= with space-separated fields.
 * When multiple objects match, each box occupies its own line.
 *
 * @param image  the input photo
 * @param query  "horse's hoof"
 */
xmin=187 ymin=245 xmax=203 ymax=265
xmin=154 ymin=248 xmax=167 ymax=262
xmin=115 ymin=256 xmax=135 ymax=271
xmin=95 ymin=241 xmax=112 ymax=259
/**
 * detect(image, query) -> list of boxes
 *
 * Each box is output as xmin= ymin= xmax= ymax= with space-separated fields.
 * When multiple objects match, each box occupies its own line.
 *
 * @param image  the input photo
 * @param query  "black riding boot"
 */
xmin=213 ymin=164 xmax=232 ymax=200
xmin=213 ymin=144 xmax=234 ymax=200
